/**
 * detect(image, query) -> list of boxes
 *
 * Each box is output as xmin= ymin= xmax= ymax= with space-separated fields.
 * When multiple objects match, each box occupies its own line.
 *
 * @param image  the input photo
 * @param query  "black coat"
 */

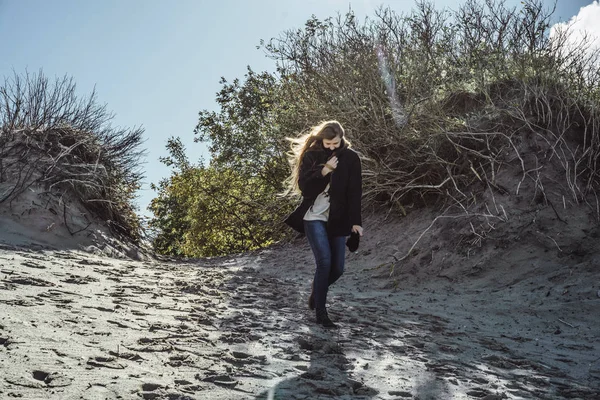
xmin=284 ymin=145 xmax=362 ymax=236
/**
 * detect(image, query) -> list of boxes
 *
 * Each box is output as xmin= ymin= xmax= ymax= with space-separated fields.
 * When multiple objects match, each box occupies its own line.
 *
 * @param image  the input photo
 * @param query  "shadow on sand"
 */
xmin=255 ymin=322 xmax=379 ymax=400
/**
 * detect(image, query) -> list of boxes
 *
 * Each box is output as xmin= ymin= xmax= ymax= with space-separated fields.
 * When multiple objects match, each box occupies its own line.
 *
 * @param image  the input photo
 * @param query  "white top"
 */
xmin=303 ymin=184 xmax=330 ymax=222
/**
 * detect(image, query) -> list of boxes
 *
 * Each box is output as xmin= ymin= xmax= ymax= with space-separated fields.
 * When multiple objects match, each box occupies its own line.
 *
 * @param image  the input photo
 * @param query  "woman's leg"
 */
xmin=303 ymin=220 xmax=331 ymax=311
xmin=328 ymin=236 xmax=346 ymax=285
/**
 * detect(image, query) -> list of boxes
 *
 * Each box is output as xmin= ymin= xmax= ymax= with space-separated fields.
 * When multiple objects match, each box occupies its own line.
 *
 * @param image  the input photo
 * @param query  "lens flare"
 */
xmin=376 ymin=44 xmax=407 ymax=127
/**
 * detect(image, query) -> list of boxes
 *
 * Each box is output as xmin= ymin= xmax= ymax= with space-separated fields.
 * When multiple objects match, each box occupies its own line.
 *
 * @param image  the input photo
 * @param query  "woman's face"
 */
xmin=322 ymin=135 xmax=342 ymax=151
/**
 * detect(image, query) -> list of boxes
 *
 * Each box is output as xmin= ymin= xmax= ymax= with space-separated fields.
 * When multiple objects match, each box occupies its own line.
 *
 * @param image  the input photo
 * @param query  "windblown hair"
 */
xmin=282 ymin=120 xmax=351 ymax=196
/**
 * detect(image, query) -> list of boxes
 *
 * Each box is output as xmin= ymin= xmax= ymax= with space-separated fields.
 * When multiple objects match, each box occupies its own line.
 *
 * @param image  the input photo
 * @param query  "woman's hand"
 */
xmin=352 ymin=225 xmax=363 ymax=236
xmin=321 ymin=156 xmax=338 ymax=176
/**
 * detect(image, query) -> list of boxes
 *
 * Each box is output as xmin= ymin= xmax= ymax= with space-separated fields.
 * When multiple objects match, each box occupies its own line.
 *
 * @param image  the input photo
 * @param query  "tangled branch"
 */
xmin=0 ymin=71 xmax=146 ymax=240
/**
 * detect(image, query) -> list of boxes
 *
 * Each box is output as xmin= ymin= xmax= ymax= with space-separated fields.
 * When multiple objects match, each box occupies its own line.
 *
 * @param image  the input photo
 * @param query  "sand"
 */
xmin=1 ymin=200 xmax=599 ymax=400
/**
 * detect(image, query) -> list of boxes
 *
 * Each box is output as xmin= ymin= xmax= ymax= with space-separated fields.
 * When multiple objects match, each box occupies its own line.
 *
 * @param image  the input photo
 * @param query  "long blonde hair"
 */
xmin=282 ymin=120 xmax=351 ymax=196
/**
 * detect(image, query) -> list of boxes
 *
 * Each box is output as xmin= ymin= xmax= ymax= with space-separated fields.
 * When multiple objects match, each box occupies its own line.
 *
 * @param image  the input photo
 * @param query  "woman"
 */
xmin=284 ymin=120 xmax=363 ymax=328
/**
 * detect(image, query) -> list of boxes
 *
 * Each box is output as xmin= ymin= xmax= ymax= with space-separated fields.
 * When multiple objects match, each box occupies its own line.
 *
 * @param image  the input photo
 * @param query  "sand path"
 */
xmin=0 ymin=241 xmax=599 ymax=399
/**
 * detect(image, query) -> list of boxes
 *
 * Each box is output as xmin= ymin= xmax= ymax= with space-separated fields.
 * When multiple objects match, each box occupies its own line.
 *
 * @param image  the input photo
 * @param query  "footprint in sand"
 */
xmin=37 ymin=290 xmax=74 ymax=308
xmin=0 ymin=281 xmax=16 ymax=290
xmin=167 ymin=354 xmax=192 ymax=367
xmin=0 ymin=298 xmax=40 ymax=307
xmin=125 ymin=337 xmax=173 ymax=353
xmin=77 ymin=258 xmax=111 ymax=266
xmin=20 ymin=261 xmax=46 ymax=269
xmin=86 ymin=356 xmax=126 ymax=370
xmin=198 ymin=372 xmax=239 ymax=388
xmin=30 ymin=370 xmax=72 ymax=387
xmin=139 ymin=382 xmax=196 ymax=400
xmin=61 ymin=274 xmax=99 ymax=284
xmin=4 ymin=370 xmax=72 ymax=388
xmin=4 ymin=275 xmax=54 ymax=287
xmin=108 ymin=349 xmax=145 ymax=362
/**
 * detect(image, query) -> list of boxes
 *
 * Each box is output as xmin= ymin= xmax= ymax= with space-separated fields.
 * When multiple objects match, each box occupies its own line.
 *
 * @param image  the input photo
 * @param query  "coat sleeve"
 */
xmin=347 ymin=153 xmax=362 ymax=227
xmin=298 ymin=151 xmax=329 ymax=198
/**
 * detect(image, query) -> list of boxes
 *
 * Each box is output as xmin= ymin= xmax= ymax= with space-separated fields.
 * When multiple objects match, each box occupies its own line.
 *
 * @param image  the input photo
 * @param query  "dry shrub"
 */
xmin=0 ymin=71 xmax=145 ymax=240
xmin=267 ymin=0 xmax=600 ymax=260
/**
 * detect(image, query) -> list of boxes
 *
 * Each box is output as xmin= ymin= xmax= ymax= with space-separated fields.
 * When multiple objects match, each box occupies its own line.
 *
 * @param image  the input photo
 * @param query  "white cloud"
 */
xmin=550 ymin=1 xmax=600 ymax=54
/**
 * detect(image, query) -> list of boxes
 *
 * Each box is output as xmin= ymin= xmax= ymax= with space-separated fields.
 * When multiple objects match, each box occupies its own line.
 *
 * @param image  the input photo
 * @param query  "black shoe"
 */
xmin=308 ymin=281 xmax=315 ymax=310
xmin=316 ymin=309 xmax=337 ymax=328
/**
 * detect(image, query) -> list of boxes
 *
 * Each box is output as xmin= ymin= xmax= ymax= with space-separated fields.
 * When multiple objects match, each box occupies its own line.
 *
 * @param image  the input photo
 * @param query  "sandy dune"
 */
xmin=1 ymin=211 xmax=599 ymax=400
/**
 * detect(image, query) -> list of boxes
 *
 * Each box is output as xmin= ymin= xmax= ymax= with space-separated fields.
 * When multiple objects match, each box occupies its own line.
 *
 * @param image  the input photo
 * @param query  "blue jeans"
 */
xmin=304 ymin=220 xmax=346 ymax=311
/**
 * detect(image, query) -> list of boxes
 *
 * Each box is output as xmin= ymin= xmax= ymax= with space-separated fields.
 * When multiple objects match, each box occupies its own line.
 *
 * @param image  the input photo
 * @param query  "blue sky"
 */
xmin=0 ymin=0 xmax=594 ymax=217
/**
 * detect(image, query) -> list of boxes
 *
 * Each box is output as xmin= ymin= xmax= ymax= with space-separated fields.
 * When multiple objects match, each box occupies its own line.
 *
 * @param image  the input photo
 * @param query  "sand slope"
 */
xmin=1 ymin=161 xmax=599 ymax=399
xmin=1 ymin=217 xmax=599 ymax=399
